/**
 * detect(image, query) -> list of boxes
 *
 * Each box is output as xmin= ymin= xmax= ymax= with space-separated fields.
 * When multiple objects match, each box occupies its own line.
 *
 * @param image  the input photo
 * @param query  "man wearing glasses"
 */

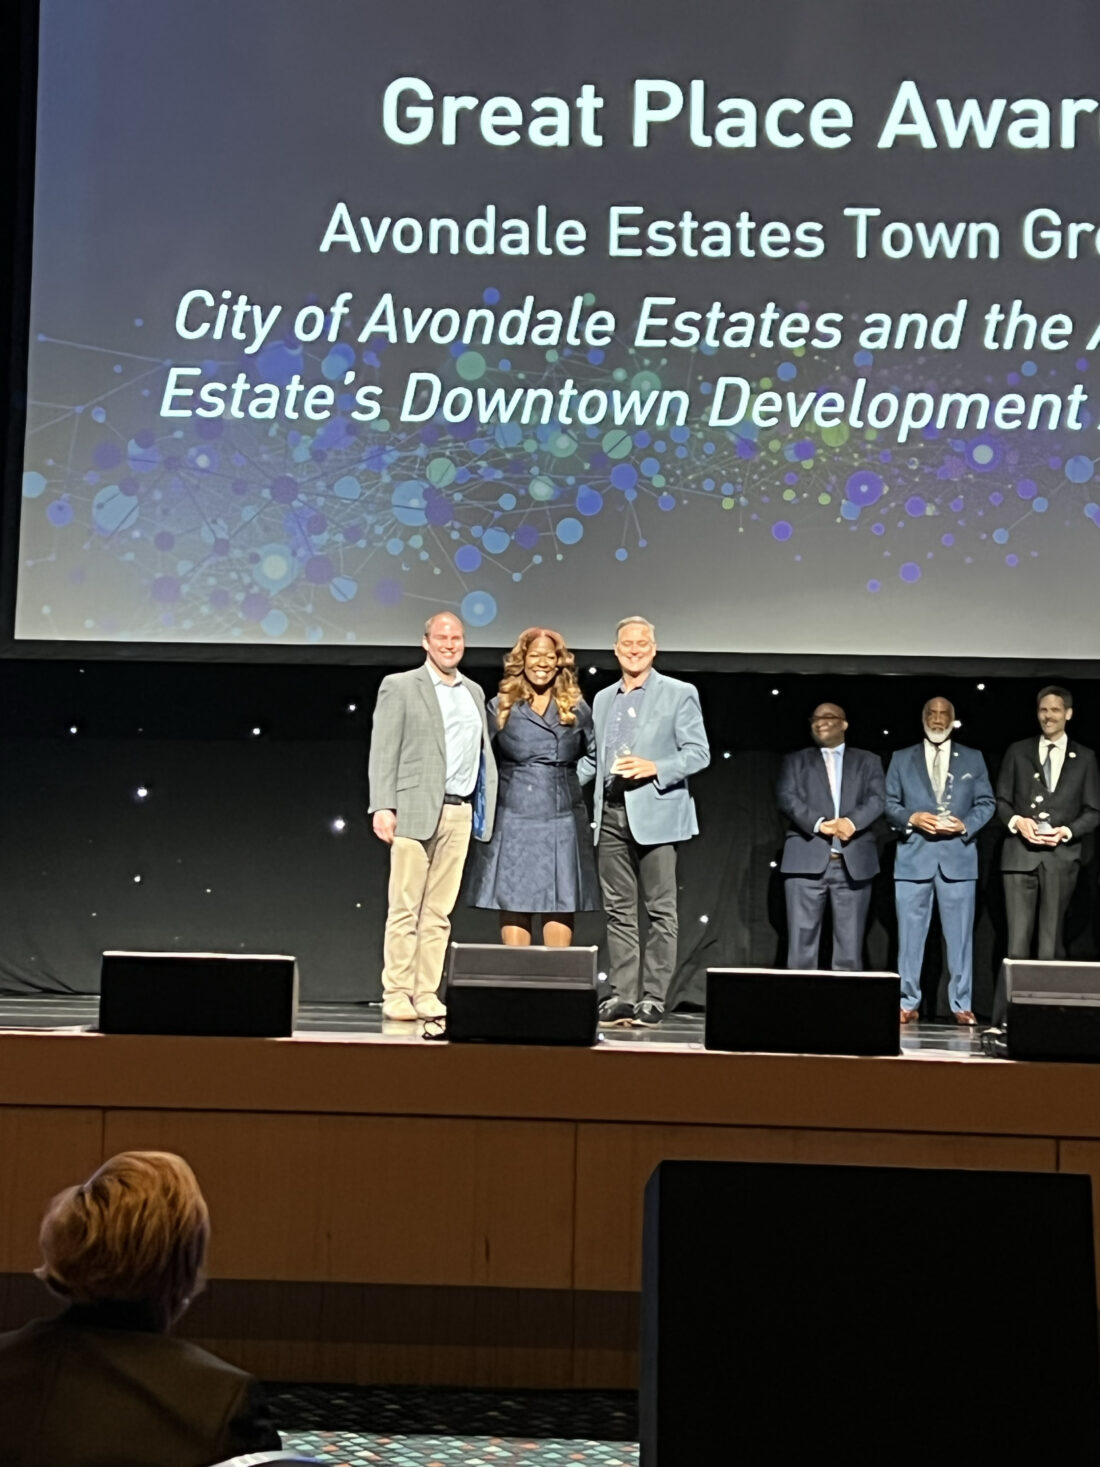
xmin=776 ymin=703 xmax=885 ymax=972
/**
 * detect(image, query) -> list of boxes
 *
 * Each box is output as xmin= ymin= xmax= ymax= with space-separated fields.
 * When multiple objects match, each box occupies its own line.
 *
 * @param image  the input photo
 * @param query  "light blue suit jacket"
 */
xmin=577 ymin=669 xmax=710 ymax=845
xmin=885 ymin=742 xmax=994 ymax=880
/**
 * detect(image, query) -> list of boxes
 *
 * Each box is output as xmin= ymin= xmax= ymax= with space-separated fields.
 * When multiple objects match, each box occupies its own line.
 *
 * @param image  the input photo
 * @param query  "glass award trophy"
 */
xmin=934 ymin=771 xmax=956 ymax=830
xmin=611 ymin=740 xmax=632 ymax=774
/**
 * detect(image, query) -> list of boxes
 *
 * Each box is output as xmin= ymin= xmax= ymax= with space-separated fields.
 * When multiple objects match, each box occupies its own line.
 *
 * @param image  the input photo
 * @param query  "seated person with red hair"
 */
xmin=0 ymin=1149 xmax=281 ymax=1466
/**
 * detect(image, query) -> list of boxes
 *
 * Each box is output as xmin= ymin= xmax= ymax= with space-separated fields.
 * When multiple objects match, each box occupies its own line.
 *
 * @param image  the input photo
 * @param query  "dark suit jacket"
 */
xmin=776 ymin=745 xmax=885 ymax=881
xmin=0 ymin=1305 xmax=281 ymax=1467
xmin=996 ymin=737 xmax=1100 ymax=871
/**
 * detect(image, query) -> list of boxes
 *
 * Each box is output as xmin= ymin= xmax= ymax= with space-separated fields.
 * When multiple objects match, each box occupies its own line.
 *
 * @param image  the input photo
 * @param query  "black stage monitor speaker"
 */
xmin=704 ymin=967 xmax=901 ymax=1056
xmin=641 ymin=1160 xmax=1100 ymax=1464
xmin=99 ymin=951 xmax=299 ymax=1037
xmin=1001 ymin=959 xmax=1100 ymax=1061
xmin=444 ymin=943 xmax=598 ymax=1045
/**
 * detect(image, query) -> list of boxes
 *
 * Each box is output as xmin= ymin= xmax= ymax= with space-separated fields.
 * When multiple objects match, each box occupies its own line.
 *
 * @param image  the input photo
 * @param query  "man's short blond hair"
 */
xmin=35 ymin=1151 xmax=210 ymax=1331
xmin=615 ymin=615 xmax=656 ymax=641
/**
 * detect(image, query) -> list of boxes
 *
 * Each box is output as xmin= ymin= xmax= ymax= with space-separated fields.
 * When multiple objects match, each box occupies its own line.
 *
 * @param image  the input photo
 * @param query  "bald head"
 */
xmin=810 ymin=703 xmax=848 ymax=748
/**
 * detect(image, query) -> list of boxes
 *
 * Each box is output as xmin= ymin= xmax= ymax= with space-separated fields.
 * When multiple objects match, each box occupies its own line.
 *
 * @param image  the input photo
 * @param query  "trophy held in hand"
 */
xmin=934 ymin=771 xmax=956 ymax=831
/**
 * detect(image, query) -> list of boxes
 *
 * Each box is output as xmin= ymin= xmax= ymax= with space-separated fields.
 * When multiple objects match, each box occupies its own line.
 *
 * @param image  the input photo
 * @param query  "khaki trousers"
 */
xmin=381 ymin=802 xmax=473 ymax=998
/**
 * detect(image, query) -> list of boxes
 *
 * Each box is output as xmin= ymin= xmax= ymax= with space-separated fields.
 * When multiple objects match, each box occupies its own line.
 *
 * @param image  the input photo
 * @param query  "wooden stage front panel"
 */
xmin=1 ymin=1029 xmax=1098 ymax=1386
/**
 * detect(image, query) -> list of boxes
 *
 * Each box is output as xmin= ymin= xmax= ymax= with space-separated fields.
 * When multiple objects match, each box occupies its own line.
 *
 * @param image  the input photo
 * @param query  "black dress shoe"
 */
xmin=633 ymin=1000 xmax=665 ymax=1026
xmin=598 ymin=997 xmax=634 ymax=1027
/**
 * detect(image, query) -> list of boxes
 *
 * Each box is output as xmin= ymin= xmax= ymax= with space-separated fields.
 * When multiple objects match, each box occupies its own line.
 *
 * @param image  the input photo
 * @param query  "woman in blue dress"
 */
xmin=466 ymin=627 xmax=601 ymax=945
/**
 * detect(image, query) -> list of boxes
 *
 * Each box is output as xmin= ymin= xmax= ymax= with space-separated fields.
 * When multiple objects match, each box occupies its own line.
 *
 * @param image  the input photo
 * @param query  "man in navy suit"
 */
xmin=885 ymin=696 xmax=995 ymax=1024
xmin=997 ymin=684 xmax=1100 ymax=962
xmin=776 ymin=703 xmax=885 ymax=973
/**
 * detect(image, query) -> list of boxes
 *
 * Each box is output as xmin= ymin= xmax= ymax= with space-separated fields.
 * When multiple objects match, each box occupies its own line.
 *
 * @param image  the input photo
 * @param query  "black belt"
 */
xmin=604 ymin=776 xmax=628 ymax=807
xmin=443 ymin=792 xmax=473 ymax=805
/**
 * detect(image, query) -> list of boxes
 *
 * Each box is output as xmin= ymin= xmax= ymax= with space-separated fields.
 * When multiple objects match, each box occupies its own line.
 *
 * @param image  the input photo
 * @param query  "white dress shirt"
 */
xmin=428 ymin=665 xmax=482 ymax=796
xmin=1008 ymin=732 xmax=1071 ymax=838
xmin=812 ymin=742 xmax=844 ymax=834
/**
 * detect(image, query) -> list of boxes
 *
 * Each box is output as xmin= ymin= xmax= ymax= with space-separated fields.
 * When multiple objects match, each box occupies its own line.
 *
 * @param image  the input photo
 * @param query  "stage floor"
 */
xmin=0 ymin=993 xmax=986 ymax=1058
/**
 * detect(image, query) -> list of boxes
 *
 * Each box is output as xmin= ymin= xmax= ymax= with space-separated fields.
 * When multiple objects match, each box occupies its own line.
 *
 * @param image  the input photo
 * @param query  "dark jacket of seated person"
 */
xmin=0 ymin=1150 xmax=281 ymax=1467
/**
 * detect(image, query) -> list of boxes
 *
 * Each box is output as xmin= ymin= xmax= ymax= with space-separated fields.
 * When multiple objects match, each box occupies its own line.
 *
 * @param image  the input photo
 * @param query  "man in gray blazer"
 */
xmin=578 ymin=616 xmax=710 ymax=1026
xmin=368 ymin=612 xmax=497 ymax=1020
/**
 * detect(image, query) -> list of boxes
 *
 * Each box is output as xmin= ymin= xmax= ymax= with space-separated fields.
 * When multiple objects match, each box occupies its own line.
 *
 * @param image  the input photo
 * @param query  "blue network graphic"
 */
xmin=18 ymin=287 xmax=1100 ymax=643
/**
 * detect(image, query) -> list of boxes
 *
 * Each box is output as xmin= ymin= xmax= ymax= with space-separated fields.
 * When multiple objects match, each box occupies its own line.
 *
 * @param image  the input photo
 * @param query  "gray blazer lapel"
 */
xmin=593 ymin=686 xmax=612 ymax=750
xmin=630 ymin=668 xmax=663 ymax=740
xmin=414 ymin=663 xmax=446 ymax=756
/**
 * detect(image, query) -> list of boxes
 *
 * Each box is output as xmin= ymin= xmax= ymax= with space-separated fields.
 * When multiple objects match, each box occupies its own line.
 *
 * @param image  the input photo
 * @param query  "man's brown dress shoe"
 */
xmin=953 ymin=1010 xmax=977 ymax=1025
xmin=900 ymin=1009 xmax=920 ymax=1024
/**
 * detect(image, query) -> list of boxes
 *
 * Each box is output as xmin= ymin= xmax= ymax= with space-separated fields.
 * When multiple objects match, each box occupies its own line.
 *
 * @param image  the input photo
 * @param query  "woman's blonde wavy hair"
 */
xmin=496 ymin=627 xmax=582 ymax=728
xmin=35 ymin=1151 xmax=210 ymax=1332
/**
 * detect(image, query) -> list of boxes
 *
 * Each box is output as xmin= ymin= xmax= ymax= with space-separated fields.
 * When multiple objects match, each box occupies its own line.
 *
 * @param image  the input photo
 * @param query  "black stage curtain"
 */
xmin=0 ymin=659 xmax=1096 ymax=1014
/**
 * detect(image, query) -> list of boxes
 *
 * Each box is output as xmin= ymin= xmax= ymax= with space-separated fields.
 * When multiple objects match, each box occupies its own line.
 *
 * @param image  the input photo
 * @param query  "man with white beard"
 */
xmin=885 ymin=697 xmax=995 ymax=1024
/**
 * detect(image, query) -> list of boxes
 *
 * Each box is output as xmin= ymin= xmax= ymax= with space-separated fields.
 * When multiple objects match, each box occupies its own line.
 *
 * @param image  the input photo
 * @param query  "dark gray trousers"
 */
xmin=1004 ymin=858 xmax=1080 ymax=960
xmin=784 ymin=858 xmax=873 ymax=972
xmin=597 ymin=803 xmax=679 ymax=1005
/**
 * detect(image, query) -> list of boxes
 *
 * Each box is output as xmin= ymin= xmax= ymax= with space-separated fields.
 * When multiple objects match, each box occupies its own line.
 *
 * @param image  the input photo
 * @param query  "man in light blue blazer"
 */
xmin=578 ymin=616 xmax=710 ymax=1027
xmin=885 ymin=696 xmax=995 ymax=1025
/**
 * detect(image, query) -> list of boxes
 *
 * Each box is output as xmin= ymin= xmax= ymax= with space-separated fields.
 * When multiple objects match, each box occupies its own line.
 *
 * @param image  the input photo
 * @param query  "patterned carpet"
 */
xmin=266 ymin=1385 xmax=639 ymax=1466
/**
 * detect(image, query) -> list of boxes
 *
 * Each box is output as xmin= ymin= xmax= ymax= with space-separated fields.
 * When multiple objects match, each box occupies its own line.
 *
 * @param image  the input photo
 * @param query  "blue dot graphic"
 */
xmin=771 ymin=521 xmax=793 ymax=542
xmin=846 ymin=471 xmax=884 ymax=508
xmin=610 ymin=464 xmax=637 ymax=491
xmin=1065 ymin=455 xmax=1094 ymax=484
xmin=556 ymin=517 xmax=583 ymax=545
xmin=455 ymin=544 xmax=482 ymax=573
xmin=461 ymin=590 xmax=497 ymax=627
xmin=261 ymin=609 xmax=289 ymax=637
xmin=391 ymin=481 xmax=427 ymax=526
xmin=482 ymin=528 xmax=509 ymax=555
xmin=900 ymin=563 xmax=922 ymax=583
